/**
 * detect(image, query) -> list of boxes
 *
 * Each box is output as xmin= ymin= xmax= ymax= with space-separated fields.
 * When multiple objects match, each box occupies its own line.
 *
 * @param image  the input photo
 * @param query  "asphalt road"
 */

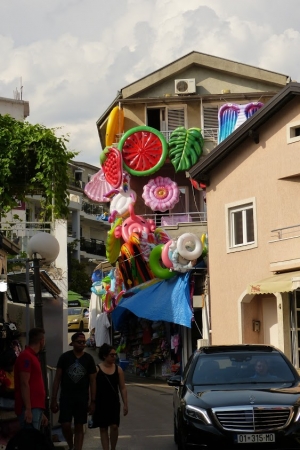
xmin=82 ymin=340 xmax=177 ymax=450
xmin=84 ymin=380 xmax=176 ymax=450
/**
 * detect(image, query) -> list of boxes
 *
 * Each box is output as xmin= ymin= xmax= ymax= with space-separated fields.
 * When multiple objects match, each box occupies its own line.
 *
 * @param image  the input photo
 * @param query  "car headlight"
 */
xmin=294 ymin=408 xmax=300 ymax=422
xmin=71 ymin=319 xmax=79 ymax=323
xmin=185 ymin=405 xmax=212 ymax=424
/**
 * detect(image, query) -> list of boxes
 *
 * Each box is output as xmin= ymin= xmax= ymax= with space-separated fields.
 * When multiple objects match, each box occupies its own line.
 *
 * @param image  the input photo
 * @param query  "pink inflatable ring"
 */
xmin=161 ymin=240 xmax=174 ymax=269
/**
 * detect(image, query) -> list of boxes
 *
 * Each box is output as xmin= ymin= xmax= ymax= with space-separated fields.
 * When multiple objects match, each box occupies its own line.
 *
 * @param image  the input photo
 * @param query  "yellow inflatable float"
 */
xmin=106 ymin=106 xmax=124 ymax=147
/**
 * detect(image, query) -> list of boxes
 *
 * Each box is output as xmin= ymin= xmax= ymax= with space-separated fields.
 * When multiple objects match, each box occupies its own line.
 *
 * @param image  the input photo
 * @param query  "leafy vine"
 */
xmin=0 ymin=114 xmax=78 ymax=219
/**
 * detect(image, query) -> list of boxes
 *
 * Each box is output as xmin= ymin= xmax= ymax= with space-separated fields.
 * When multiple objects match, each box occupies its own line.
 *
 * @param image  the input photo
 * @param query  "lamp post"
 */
xmin=27 ymin=232 xmax=60 ymax=438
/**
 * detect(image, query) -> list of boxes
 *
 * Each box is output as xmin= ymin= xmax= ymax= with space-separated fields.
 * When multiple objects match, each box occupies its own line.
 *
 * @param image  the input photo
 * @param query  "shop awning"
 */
xmin=247 ymin=271 xmax=300 ymax=295
xmin=111 ymin=273 xmax=193 ymax=329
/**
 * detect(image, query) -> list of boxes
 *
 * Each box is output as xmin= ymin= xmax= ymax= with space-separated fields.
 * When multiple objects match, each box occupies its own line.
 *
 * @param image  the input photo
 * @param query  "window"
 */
xmin=287 ymin=121 xmax=300 ymax=144
xmin=226 ymin=198 xmax=257 ymax=252
xmin=170 ymin=186 xmax=189 ymax=214
xmin=147 ymin=106 xmax=186 ymax=140
xmin=203 ymin=106 xmax=218 ymax=142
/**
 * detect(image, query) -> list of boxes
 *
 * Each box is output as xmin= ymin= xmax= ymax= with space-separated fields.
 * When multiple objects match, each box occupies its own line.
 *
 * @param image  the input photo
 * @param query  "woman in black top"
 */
xmin=93 ymin=344 xmax=128 ymax=450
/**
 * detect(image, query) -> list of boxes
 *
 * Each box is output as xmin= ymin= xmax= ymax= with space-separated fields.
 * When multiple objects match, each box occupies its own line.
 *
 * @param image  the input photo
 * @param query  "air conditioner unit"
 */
xmin=175 ymin=78 xmax=196 ymax=94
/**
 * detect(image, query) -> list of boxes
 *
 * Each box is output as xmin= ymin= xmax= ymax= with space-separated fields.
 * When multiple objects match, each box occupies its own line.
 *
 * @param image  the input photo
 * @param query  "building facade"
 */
xmin=190 ymin=83 xmax=300 ymax=366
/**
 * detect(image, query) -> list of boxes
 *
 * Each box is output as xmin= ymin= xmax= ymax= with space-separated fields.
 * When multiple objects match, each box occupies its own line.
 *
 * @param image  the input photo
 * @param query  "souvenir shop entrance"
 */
xmin=111 ymin=307 xmax=203 ymax=379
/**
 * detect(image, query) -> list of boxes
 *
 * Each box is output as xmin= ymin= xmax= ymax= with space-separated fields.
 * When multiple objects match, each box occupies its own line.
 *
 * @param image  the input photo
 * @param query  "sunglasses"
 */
xmin=74 ymin=340 xmax=86 ymax=344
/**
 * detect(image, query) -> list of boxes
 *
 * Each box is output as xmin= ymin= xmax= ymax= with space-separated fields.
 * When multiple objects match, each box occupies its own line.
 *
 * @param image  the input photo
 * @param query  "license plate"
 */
xmin=237 ymin=433 xmax=275 ymax=444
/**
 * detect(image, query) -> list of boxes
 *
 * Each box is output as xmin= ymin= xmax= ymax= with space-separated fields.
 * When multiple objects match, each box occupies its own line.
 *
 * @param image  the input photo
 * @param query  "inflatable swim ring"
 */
xmin=149 ymin=244 xmax=176 ymax=280
xmin=161 ymin=240 xmax=174 ymax=269
xmin=118 ymin=126 xmax=168 ymax=176
xmin=177 ymin=233 xmax=202 ymax=261
xmin=106 ymin=106 xmax=124 ymax=147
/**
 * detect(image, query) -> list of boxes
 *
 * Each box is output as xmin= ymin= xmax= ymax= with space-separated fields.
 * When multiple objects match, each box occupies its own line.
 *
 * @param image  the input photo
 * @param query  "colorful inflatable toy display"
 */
xmin=118 ymin=126 xmax=168 ymax=176
xmin=142 ymin=176 xmax=180 ymax=212
xmin=105 ymin=106 xmax=124 ymax=147
xmin=88 ymin=120 xmax=208 ymax=314
xmin=218 ymin=102 xmax=264 ymax=143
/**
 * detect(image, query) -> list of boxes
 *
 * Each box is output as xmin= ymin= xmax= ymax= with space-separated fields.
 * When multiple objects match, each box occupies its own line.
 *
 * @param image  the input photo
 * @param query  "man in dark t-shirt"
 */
xmin=50 ymin=332 xmax=96 ymax=450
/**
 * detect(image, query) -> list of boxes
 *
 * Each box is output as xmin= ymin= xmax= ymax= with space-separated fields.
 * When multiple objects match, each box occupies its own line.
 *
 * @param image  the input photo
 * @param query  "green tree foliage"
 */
xmin=67 ymin=241 xmax=92 ymax=296
xmin=68 ymin=256 xmax=92 ymax=296
xmin=0 ymin=114 xmax=77 ymax=219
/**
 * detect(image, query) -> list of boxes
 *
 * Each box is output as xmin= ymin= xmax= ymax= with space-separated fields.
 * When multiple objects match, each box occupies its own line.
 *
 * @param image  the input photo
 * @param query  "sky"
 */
xmin=1 ymin=0 xmax=300 ymax=167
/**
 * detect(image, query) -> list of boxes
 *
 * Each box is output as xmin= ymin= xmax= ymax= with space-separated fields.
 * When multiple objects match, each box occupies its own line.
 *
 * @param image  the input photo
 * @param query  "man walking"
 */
xmin=51 ymin=332 xmax=96 ymax=450
xmin=14 ymin=327 xmax=48 ymax=430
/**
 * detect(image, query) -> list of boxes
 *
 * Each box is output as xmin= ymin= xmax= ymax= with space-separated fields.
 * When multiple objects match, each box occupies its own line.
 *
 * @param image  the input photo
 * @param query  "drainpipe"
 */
xmin=205 ymin=254 xmax=212 ymax=345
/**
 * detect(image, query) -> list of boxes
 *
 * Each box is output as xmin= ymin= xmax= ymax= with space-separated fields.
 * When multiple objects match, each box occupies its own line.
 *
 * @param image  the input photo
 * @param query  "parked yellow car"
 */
xmin=68 ymin=307 xmax=89 ymax=332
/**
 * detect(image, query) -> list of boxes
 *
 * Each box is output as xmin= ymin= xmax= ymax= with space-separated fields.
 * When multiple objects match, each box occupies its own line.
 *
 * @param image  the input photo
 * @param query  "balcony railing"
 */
xmin=80 ymin=238 xmax=106 ymax=257
xmin=69 ymin=180 xmax=86 ymax=189
xmin=269 ymin=224 xmax=300 ymax=272
xmin=0 ymin=222 xmax=53 ymax=254
xmin=140 ymin=211 xmax=207 ymax=226
xmin=270 ymin=224 xmax=300 ymax=241
xmin=81 ymin=202 xmax=109 ymax=221
xmin=116 ymin=128 xmax=219 ymax=143
xmin=202 ymin=128 xmax=218 ymax=142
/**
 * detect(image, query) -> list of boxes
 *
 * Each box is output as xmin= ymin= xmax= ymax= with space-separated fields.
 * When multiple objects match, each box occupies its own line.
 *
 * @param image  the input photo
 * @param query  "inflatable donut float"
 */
xmin=149 ymin=244 xmax=176 ymax=280
xmin=161 ymin=240 xmax=174 ymax=269
xmin=177 ymin=233 xmax=202 ymax=260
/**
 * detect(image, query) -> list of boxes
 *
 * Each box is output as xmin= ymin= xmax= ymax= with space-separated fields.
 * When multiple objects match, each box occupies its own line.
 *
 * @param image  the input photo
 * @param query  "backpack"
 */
xmin=5 ymin=427 xmax=54 ymax=450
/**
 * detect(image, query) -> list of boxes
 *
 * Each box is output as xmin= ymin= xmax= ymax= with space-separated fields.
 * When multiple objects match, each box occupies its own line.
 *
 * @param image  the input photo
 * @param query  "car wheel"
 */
xmin=79 ymin=321 xmax=84 ymax=332
xmin=173 ymin=417 xmax=178 ymax=444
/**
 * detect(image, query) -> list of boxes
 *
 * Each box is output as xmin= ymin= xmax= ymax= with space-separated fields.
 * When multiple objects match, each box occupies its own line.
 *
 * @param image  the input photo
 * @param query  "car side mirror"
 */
xmin=167 ymin=375 xmax=182 ymax=387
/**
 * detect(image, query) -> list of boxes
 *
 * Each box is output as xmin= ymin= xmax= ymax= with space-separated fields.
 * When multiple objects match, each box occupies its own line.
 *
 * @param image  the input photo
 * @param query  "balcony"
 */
xmin=80 ymin=238 xmax=106 ymax=258
xmin=0 ymin=222 xmax=53 ymax=255
xmin=116 ymin=128 xmax=219 ymax=143
xmin=69 ymin=179 xmax=86 ymax=190
xmin=140 ymin=211 xmax=207 ymax=240
xmin=269 ymin=224 xmax=300 ymax=272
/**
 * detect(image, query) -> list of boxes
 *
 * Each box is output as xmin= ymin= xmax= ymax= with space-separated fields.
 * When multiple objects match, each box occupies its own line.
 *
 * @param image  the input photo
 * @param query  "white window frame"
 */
xmin=287 ymin=121 xmax=300 ymax=144
xmin=225 ymin=197 xmax=257 ymax=253
xmin=145 ymin=104 xmax=187 ymax=132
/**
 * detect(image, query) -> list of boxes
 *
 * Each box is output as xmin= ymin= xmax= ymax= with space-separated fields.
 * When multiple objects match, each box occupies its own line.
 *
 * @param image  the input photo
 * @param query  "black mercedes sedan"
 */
xmin=167 ymin=345 xmax=300 ymax=449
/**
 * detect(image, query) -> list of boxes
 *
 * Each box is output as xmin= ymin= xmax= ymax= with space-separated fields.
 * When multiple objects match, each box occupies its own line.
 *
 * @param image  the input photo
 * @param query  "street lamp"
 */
xmin=27 ymin=232 xmax=60 ymax=437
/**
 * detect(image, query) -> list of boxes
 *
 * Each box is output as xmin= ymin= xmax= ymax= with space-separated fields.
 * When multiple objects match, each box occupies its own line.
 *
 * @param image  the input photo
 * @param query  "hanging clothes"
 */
xmin=89 ymin=292 xmax=102 ymax=331
xmin=95 ymin=312 xmax=111 ymax=347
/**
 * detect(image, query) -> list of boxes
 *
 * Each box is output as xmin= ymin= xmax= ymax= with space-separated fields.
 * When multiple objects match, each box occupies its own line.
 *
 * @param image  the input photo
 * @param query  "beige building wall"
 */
xmin=206 ymin=97 xmax=300 ymax=345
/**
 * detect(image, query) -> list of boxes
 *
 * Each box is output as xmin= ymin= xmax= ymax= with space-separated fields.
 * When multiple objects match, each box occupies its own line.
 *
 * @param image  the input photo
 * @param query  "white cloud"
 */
xmin=0 ymin=0 xmax=300 ymax=165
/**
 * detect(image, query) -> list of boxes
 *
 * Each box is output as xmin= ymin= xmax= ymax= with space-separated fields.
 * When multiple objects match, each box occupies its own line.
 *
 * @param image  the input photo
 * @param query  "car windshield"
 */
xmin=191 ymin=352 xmax=296 ymax=385
xmin=68 ymin=308 xmax=82 ymax=315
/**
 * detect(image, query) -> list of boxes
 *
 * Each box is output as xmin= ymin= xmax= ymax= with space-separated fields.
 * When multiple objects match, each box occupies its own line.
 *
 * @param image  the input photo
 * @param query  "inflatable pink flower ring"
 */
xmin=142 ymin=176 xmax=180 ymax=212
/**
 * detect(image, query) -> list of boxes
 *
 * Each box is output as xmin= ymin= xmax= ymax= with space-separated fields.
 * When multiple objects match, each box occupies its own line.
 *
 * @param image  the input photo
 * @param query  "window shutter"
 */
xmin=167 ymin=108 xmax=185 ymax=131
xmin=203 ymin=107 xmax=218 ymax=141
